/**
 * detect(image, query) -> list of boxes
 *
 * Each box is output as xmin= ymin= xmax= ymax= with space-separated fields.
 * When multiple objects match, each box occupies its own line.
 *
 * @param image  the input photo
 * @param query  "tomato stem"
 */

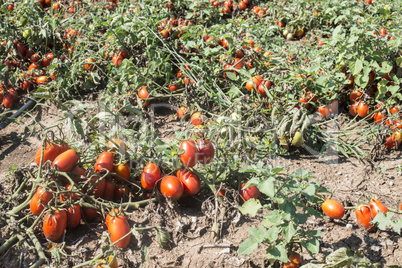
xmin=344 ymin=206 xmax=356 ymax=210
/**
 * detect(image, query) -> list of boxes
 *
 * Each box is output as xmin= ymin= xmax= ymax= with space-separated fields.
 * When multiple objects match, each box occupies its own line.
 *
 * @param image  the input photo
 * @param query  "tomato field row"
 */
xmin=0 ymin=0 xmax=402 ymax=267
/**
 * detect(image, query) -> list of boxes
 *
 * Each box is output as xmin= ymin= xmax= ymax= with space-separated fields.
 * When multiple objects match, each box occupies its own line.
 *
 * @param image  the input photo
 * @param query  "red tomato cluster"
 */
xmin=30 ymin=138 xmax=133 ymax=242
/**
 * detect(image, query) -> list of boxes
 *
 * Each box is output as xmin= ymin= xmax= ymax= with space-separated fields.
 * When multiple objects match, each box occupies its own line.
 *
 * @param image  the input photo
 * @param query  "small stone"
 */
xmin=346 ymin=224 xmax=353 ymax=229
xmin=389 ymin=181 xmax=394 ymax=186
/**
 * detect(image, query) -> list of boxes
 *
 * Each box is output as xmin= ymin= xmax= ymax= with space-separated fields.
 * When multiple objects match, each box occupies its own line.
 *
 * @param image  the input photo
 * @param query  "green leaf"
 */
xmin=302 ymin=184 xmax=316 ymax=201
xmin=266 ymin=226 xmax=281 ymax=243
xmin=262 ymin=210 xmax=284 ymax=227
xmin=302 ymin=238 xmax=320 ymax=254
xmin=266 ymin=244 xmax=288 ymax=262
xmin=226 ymin=71 xmax=239 ymax=81
xmin=293 ymin=213 xmax=309 ymax=225
xmin=396 ymin=57 xmax=402 ymax=68
xmin=381 ymin=61 xmax=393 ymax=73
xmin=249 ymin=226 xmax=268 ymax=243
xmin=291 ymin=169 xmax=315 ymax=179
xmin=372 ymin=212 xmax=402 ymax=234
xmin=282 ymin=222 xmax=296 ymax=242
xmin=238 ymin=238 xmax=259 ymax=255
xmin=352 ymin=59 xmax=363 ymax=75
xmin=239 ymin=199 xmax=262 ymax=216
xmin=257 ymin=176 xmax=276 ymax=198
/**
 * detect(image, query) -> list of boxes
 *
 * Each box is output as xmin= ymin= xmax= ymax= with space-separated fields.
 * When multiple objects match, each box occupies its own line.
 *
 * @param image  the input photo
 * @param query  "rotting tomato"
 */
xmin=66 ymin=204 xmax=81 ymax=228
xmin=196 ymin=139 xmax=214 ymax=164
xmin=177 ymin=169 xmax=201 ymax=195
xmin=179 ymin=140 xmax=197 ymax=168
xmin=321 ymin=199 xmax=345 ymax=219
xmin=30 ymin=186 xmax=54 ymax=216
xmin=350 ymin=89 xmax=362 ymax=103
xmin=52 ymin=149 xmax=79 ymax=172
xmin=107 ymin=210 xmax=131 ymax=248
xmin=240 ymin=182 xmax=261 ymax=201
xmin=34 ymin=141 xmax=60 ymax=166
xmin=43 ymin=209 xmax=67 ymax=242
xmin=160 ymin=175 xmax=184 ymax=199
xmin=95 ymin=152 xmax=114 ymax=173
xmin=141 ymin=162 xmax=161 ymax=190
xmin=369 ymin=199 xmax=388 ymax=219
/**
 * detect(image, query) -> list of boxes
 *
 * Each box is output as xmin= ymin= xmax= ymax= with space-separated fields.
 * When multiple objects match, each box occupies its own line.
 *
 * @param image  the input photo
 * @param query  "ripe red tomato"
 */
xmin=191 ymin=112 xmax=206 ymax=125
xmin=322 ymin=199 xmax=345 ymax=219
xmin=85 ymin=58 xmax=96 ymax=71
xmin=30 ymin=186 xmax=54 ymax=216
xmin=107 ymin=138 xmax=127 ymax=152
xmin=169 ymin=83 xmax=179 ymax=92
xmin=113 ymin=163 xmax=130 ymax=183
xmin=34 ymin=141 xmax=60 ymax=166
xmin=257 ymin=80 xmax=271 ymax=97
xmin=107 ymin=212 xmax=131 ymax=248
xmin=373 ymin=111 xmax=386 ymax=124
xmin=245 ymin=75 xmax=263 ymax=91
xmin=369 ymin=199 xmax=388 ymax=218
xmin=141 ymin=162 xmax=161 ymax=190
xmin=43 ymin=209 xmax=67 ymax=241
xmin=357 ymin=102 xmax=369 ymax=117
xmin=2 ymin=95 xmax=13 ymax=108
xmin=21 ymin=81 xmax=32 ymax=90
xmin=31 ymin=54 xmax=40 ymax=63
xmin=196 ymin=139 xmax=214 ymax=164
xmin=390 ymin=107 xmax=400 ymax=115
xmin=85 ymin=175 xmax=106 ymax=198
xmin=82 ymin=207 xmax=100 ymax=222
xmin=355 ymin=205 xmax=375 ymax=231
xmin=8 ymin=88 xmax=18 ymax=101
xmin=176 ymin=106 xmax=189 ymax=119
xmin=283 ymin=253 xmax=302 ymax=268
xmin=114 ymin=186 xmax=130 ymax=202
xmin=349 ymin=89 xmax=362 ymax=103
xmin=66 ymin=204 xmax=81 ymax=228
xmin=52 ymin=149 xmax=79 ymax=172
xmin=138 ymin=85 xmax=150 ymax=100
xmin=349 ymin=102 xmax=359 ymax=116
xmin=59 ymin=184 xmax=81 ymax=201
xmin=240 ymin=182 xmax=261 ymax=201
xmin=36 ymin=76 xmax=48 ymax=84
xmin=179 ymin=140 xmax=197 ymax=168
xmin=112 ymin=55 xmax=123 ymax=67
xmin=160 ymin=176 xmax=184 ymax=199
xmin=101 ymin=180 xmax=116 ymax=201
xmin=319 ymin=106 xmax=330 ymax=119
xmin=177 ymin=169 xmax=201 ymax=195
xmin=380 ymin=28 xmax=387 ymax=37
xmin=95 ymin=152 xmax=114 ymax=173
xmin=70 ymin=166 xmax=86 ymax=183
xmin=41 ymin=53 xmax=54 ymax=67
